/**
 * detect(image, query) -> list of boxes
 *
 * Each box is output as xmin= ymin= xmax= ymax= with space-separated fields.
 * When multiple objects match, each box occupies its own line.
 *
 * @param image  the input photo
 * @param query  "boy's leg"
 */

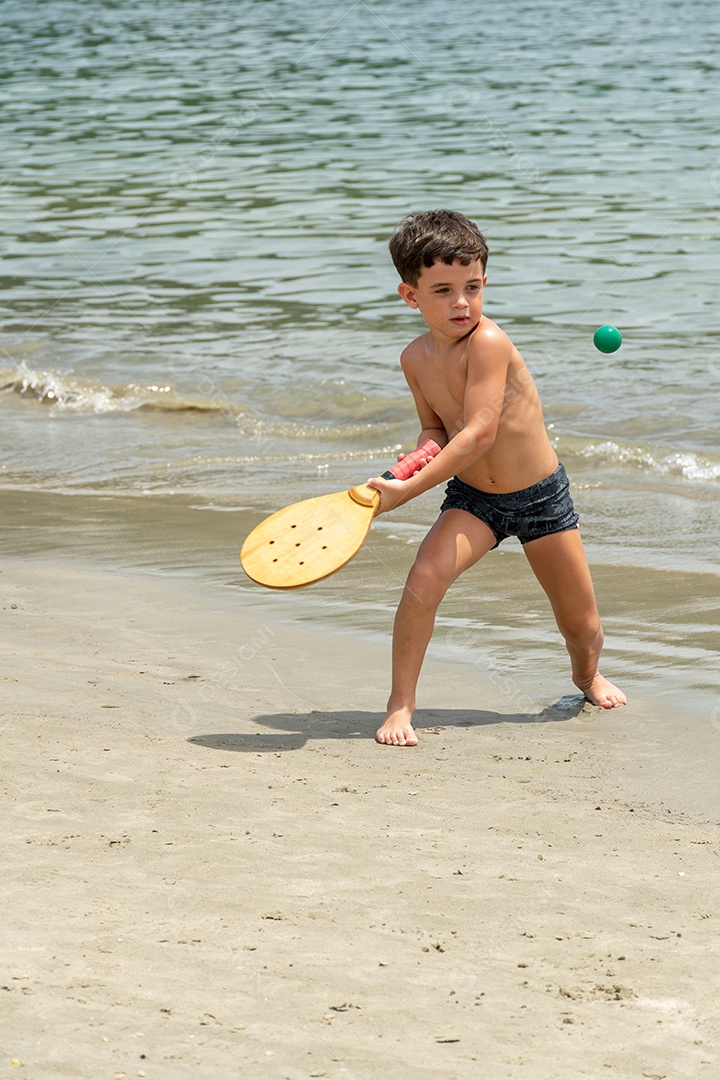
xmin=522 ymin=528 xmax=626 ymax=708
xmin=377 ymin=509 xmax=497 ymax=746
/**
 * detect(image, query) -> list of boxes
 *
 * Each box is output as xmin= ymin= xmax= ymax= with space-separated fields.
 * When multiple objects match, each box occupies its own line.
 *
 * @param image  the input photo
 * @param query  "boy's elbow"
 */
xmin=423 ymin=427 xmax=449 ymax=448
xmin=453 ymin=424 xmax=496 ymax=459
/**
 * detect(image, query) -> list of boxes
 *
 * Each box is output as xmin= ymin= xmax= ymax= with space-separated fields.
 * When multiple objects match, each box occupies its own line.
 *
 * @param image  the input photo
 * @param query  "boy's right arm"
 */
xmin=416 ymin=425 xmax=448 ymax=450
xmin=394 ymin=427 xmax=446 ymax=475
xmin=401 ymin=350 xmax=449 ymax=453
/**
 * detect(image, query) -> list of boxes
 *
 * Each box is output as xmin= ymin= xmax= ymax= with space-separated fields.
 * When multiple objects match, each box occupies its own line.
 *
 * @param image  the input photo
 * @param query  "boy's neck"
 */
xmin=427 ymin=318 xmax=482 ymax=352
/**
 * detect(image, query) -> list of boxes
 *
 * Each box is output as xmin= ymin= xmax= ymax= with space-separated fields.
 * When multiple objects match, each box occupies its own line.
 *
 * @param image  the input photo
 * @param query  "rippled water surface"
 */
xmin=1 ymin=0 xmax=719 ymax=704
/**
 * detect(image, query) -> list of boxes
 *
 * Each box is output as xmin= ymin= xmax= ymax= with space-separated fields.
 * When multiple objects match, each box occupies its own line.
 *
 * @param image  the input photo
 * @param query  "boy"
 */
xmin=368 ymin=210 xmax=626 ymax=747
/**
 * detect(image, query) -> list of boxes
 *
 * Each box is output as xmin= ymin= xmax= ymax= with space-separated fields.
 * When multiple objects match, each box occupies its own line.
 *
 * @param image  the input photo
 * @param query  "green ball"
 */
xmin=593 ymin=325 xmax=622 ymax=353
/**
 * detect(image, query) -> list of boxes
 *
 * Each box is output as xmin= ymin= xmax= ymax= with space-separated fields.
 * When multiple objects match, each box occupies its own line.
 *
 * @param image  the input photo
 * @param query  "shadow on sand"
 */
xmin=188 ymin=694 xmax=590 ymax=753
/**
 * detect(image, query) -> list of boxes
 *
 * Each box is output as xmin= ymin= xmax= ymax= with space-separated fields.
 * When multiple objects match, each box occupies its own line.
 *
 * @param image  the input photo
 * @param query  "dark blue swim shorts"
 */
xmin=440 ymin=462 xmax=579 ymax=548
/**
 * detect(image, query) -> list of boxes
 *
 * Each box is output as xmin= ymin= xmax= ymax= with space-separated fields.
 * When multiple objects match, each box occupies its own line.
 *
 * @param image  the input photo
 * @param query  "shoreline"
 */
xmin=4 ymin=555 xmax=719 ymax=1077
xmin=4 ymin=550 xmax=719 ymax=820
xmin=3 ymin=485 xmax=719 ymax=728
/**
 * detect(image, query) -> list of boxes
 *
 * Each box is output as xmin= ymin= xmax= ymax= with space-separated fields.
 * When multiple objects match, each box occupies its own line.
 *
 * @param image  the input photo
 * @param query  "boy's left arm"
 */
xmin=369 ymin=326 xmax=512 ymax=513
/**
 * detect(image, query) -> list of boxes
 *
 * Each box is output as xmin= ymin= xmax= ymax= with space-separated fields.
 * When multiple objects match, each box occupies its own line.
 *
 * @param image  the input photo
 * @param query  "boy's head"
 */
xmin=388 ymin=210 xmax=489 ymax=287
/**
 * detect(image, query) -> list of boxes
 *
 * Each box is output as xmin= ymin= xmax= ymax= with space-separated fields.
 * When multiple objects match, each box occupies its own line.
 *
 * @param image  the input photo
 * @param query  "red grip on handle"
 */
xmin=386 ymin=439 xmax=442 ymax=481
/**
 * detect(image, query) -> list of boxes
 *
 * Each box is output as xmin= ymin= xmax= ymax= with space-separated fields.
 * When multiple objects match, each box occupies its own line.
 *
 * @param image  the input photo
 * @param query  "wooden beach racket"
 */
xmin=240 ymin=439 xmax=442 ymax=589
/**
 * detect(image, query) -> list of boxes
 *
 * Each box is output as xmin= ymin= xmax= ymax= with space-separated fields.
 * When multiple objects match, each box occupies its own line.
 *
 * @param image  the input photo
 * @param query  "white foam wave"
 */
xmin=0 ymin=362 xmax=227 ymax=414
xmin=581 ymin=440 xmax=720 ymax=481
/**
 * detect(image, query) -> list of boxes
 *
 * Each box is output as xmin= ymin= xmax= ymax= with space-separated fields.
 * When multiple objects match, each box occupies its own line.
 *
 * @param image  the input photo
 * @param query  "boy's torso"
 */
xmin=403 ymin=318 xmax=558 ymax=494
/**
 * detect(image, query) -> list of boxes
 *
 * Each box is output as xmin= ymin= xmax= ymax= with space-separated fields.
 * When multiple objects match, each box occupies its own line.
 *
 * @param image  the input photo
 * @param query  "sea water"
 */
xmin=1 ymin=0 xmax=718 ymax=719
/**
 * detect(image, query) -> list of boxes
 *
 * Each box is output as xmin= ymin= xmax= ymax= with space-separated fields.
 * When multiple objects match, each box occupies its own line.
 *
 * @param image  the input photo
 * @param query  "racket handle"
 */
xmin=381 ymin=438 xmax=442 ymax=481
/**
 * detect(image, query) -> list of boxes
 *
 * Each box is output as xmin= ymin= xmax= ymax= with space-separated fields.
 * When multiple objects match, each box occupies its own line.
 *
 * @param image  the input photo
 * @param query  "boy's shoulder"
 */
xmin=399 ymin=329 xmax=432 ymax=368
xmin=468 ymin=315 xmax=513 ymax=349
xmin=401 ymin=316 xmax=514 ymax=367
xmin=464 ymin=318 xmax=521 ymax=375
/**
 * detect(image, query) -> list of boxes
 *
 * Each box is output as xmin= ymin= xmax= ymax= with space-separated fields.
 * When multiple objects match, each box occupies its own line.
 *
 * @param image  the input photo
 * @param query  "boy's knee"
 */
xmin=406 ymin=557 xmax=450 ymax=607
xmin=561 ymin=612 xmax=603 ymax=650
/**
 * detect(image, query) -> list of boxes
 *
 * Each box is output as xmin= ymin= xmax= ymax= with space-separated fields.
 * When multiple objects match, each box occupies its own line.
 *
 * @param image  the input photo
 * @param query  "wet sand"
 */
xmin=3 ymin=557 xmax=719 ymax=1079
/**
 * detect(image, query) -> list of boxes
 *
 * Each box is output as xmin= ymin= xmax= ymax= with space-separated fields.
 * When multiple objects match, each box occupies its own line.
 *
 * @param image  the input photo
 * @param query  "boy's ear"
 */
xmin=397 ymin=282 xmax=419 ymax=308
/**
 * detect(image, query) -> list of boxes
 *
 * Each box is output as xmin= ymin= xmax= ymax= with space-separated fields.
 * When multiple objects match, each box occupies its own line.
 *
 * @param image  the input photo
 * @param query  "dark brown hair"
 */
xmin=388 ymin=210 xmax=489 ymax=286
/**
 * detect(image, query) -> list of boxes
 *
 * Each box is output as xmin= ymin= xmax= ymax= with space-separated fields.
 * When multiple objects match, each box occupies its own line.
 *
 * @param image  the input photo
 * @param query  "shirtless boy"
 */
xmin=368 ymin=210 xmax=626 ymax=747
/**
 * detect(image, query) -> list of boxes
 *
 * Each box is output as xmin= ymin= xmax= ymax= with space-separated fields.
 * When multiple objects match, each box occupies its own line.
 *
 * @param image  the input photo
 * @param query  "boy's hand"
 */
xmin=368 ymin=440 xmax=441 ymax=514
xmin=395 ymin=449 xmax=435 ymax=470
xmin=366 ymin=475 xmax=407 ymax=515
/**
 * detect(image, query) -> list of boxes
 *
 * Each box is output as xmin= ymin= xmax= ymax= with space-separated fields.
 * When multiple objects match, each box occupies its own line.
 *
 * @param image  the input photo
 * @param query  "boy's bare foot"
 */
xmin=576 ymin=673 xmax=627 ymax=709
xmin=376 ymin=706 xmax=419 ymax=746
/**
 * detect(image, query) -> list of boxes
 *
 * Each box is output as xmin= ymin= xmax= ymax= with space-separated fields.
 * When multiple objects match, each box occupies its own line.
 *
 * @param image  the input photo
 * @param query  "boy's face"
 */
xmin=397 ymin=259 xmax=487 ymax=339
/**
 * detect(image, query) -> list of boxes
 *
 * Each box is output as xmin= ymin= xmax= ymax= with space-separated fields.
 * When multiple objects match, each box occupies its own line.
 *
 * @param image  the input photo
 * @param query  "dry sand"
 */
xmin=2 ymin=557 xmax=719 ymax=1079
